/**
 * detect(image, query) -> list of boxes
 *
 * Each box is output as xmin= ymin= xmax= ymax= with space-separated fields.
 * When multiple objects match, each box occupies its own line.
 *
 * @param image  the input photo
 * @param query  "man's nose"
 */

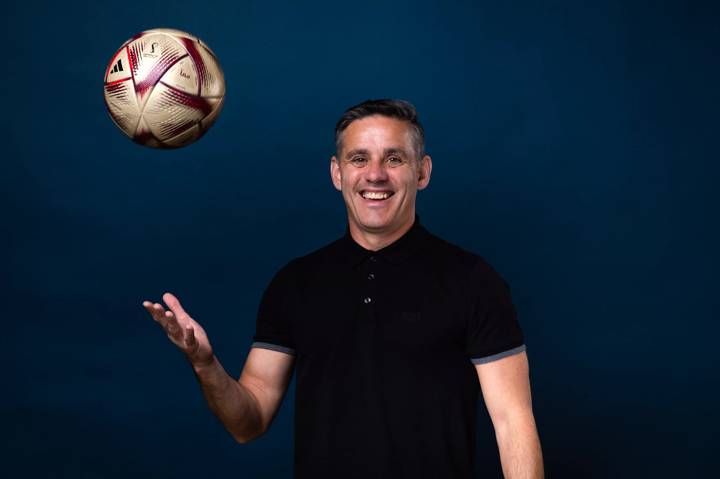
xmin=365 ymin=158 xmax=388 ymax=182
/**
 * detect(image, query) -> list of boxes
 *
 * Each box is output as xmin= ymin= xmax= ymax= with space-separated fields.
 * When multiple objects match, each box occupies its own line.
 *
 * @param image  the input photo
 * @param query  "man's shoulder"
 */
xmin=277 ymin=235 xmax=348 ymax=273
xmin=422 ymin=228 xmax=507 ymax=284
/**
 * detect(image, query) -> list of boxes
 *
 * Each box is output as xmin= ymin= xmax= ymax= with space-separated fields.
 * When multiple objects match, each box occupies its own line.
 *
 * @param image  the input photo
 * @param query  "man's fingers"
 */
xmin=143 ymin=299 xmax=197 ymax=353
xmin=142 ymin=301 xmax=165 ymax=323
xmin=164 ymin=310 xmax=183 ymax=339
xmin=163 ymin=292 xmax=189 ymax=319
xmin=154 ymin=303 xmax=169 ymax=324
xmin=142 ymin=301 xmax=153 ymax=317
xmin=184 ymin=325 xmax=197 ymax=348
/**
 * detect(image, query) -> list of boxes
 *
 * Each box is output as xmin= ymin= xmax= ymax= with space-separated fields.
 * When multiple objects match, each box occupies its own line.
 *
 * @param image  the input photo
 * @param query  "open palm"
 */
xmin=143 ymin=292 xmax=214 ymax=367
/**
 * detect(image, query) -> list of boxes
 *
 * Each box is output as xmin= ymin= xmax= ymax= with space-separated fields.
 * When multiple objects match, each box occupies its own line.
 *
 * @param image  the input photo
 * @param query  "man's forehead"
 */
xmin=344 ymin=115 xmax=412 ymax=134
xmin=340 ymin=116 xmax=413 ymax=149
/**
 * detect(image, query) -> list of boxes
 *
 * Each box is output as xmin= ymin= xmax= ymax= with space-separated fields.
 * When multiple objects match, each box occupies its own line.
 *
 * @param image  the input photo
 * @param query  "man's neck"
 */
xmin=348 ymin=214 xmax=416 ymax=252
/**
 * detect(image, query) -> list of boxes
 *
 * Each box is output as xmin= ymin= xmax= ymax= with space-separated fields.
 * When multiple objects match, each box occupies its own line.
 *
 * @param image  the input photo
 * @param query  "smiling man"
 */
xmin=331 ymin=112 xmax=430 ymax=250
xmin=143 ymin=99 xmax=544 ymax=478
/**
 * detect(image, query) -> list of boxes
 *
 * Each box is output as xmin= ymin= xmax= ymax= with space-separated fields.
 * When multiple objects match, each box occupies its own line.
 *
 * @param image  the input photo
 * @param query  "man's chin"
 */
xmin=347 ymin=203 xmax=413 ymax=233
xmin=353 ymin=214 xmax=400 ymax=234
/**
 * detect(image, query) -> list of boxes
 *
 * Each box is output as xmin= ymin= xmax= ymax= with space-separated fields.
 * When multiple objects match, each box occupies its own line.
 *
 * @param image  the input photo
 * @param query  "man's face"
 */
xmin=331 ymin=115 xmax=432 ymax=239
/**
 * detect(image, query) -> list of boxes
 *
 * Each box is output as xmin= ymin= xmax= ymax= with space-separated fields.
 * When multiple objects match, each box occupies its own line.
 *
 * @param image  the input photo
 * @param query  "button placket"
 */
xmin=362 ymin=255 xmax=378 ymax=306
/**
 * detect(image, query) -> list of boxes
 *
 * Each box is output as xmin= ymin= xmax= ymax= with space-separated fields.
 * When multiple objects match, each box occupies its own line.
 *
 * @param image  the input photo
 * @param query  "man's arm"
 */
xmin=192 ymin=348 xmax=294 ymax=443
xmin=143 ymin=293 xmax=294 ymax=444
xmin=476 ymin=351 xmax=544 ymax=479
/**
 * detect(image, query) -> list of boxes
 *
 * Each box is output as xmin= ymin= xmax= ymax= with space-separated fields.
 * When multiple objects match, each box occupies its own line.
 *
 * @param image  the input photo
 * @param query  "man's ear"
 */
xmin=417 ymin=155 xmax=432 ymax=190
xmin=330 ymin=156 xmax=342 ymax=191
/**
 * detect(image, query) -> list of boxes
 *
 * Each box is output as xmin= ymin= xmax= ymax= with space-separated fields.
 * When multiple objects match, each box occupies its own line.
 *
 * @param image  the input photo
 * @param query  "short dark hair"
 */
xmin=334 ymin=99 xmax=426 ymax=160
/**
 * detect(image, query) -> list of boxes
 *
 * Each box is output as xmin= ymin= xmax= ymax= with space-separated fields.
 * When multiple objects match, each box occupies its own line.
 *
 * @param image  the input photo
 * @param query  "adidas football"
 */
xmin=103 ymin=28 xmax=225 ymax=148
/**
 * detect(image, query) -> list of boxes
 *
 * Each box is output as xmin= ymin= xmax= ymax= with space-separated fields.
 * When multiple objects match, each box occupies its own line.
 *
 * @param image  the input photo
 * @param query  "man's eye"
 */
xmin=387 ymin=156 xmax=403 ymax=165
xmin=351 ymin=157 xmax=367 ymax=164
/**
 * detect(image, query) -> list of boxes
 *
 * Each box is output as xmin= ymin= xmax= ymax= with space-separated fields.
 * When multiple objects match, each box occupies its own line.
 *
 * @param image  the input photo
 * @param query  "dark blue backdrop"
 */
xmin=4 ymin=0 xmax=718 ymax=477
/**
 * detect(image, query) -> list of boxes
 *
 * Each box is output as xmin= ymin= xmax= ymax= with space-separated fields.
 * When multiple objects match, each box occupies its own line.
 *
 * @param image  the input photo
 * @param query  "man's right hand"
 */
xmin=143 ymin=292 xmax=214 ymax=368
xmin=142 ymin=291 xmax=295 ymax=443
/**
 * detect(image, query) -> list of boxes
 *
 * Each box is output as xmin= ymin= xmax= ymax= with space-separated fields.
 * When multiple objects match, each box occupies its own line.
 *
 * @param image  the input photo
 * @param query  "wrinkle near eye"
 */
xmin=348 ymin=157 xmax=367 ymax=166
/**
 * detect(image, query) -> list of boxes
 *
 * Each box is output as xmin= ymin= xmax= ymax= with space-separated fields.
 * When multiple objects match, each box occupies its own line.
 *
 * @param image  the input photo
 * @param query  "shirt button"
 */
xmin=363 ymin=297 xmax=372 ymax=304
xmin=369 ymin=256 xmax=377 ymax=262
xmin=367 ymin=273 xmax=375 ymax=280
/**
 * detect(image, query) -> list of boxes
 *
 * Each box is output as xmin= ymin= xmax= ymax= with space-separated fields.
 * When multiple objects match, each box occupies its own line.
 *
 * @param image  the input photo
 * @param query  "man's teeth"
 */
xmin=362 ymin=191 xmax=391 ymax=200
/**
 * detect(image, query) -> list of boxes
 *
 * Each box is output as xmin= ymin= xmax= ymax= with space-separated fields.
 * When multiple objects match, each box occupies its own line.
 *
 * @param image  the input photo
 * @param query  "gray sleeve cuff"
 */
xmin=470 ymin=344 xmax=526 ymax=365
xmin=251 ymin=341 xmax=296 ymax=356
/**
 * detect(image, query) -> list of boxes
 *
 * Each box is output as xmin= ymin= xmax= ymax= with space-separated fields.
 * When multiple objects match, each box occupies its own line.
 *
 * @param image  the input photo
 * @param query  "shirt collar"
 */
xmin=339 ymin=214 xmax=430 ymax=267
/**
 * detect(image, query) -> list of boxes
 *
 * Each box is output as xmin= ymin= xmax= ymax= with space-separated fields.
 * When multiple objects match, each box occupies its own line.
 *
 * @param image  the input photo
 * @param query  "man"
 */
xmin=143 ymin=99 xmax=543 ymax=478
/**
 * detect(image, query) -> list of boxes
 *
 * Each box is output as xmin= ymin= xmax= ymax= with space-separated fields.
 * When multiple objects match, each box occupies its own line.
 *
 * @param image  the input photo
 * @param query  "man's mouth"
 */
xmin=360 ymin=190 xmax=394 ymax=201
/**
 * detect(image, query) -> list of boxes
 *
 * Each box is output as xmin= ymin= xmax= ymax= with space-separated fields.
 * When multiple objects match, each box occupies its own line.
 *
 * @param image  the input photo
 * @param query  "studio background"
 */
xmin=4 ymin=0 xmax=718 ymax=477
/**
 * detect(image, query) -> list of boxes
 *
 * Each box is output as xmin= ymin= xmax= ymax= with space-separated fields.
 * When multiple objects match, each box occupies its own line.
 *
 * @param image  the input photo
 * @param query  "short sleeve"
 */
xmin=466 ymin=260 xmax=525 ymax=365
xmin=251 ymin=261 xmax=298 ymax=356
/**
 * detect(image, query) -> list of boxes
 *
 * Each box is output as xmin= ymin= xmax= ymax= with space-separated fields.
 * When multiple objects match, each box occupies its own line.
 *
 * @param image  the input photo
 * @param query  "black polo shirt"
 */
xmin=251 ymin=216 xmax=525 ymax=478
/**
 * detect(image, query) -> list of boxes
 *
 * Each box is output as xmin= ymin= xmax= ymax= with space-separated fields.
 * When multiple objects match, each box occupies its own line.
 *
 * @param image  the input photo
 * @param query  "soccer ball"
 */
xmin=103 ymin=28 xmax=225 ymax=148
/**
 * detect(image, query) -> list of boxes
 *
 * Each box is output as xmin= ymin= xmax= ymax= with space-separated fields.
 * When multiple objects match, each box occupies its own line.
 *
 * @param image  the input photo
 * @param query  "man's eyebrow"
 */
xmin=344 ymin=147 xmax=409 ymax=158
xmin=344 ymin=148 xmax=369 ymax=158
xmin=384 ymin=147 xmax=409 ymax=156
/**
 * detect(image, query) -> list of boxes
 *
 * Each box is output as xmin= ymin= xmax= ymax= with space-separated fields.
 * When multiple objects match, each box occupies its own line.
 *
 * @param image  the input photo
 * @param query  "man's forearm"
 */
xmin=191 ymin=355 xmax=264 ymax=443
xmin=495 ymin=413 xmax=544 ymax=478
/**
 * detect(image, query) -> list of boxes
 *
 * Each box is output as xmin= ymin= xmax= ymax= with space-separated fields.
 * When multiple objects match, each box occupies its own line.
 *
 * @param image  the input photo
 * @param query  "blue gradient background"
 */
xmin=4 ymin=0 xmax=718 ymax=477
